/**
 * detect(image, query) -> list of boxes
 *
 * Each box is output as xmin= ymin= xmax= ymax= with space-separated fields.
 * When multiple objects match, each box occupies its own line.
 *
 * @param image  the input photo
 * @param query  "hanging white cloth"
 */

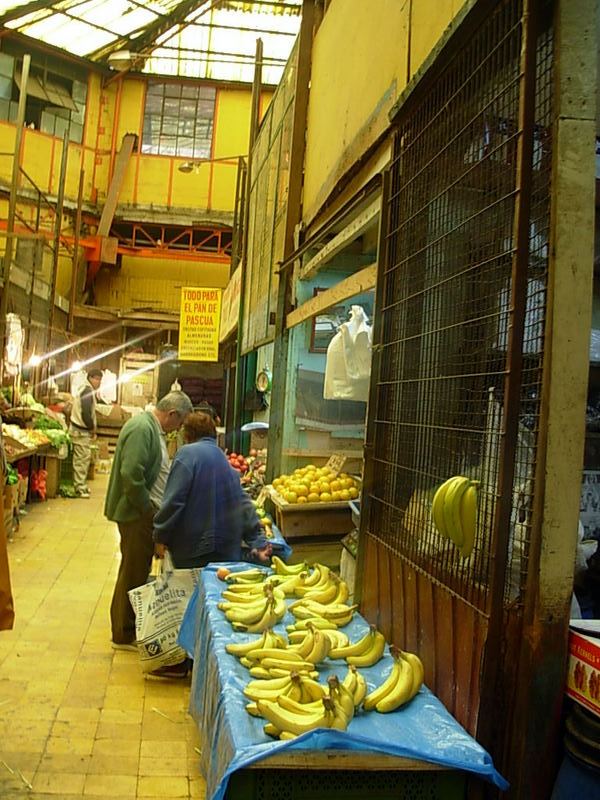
xmin=323 ymin=305 xmax=372 ymax=402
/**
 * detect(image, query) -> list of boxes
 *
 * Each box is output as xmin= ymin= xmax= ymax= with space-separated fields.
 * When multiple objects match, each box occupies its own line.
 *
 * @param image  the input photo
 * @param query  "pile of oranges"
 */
xmin=271 ymin=464 xmax=360 ymax=505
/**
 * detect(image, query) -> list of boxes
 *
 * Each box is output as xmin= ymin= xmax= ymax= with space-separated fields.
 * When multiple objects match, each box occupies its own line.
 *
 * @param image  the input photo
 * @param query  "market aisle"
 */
xmin=0 ymin=475 xmax=205 ymax=800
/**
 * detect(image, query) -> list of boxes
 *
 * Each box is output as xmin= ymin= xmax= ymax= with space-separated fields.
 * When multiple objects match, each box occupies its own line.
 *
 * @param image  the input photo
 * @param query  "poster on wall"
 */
xmin=179 ymin=287 xmax=222 ymax=362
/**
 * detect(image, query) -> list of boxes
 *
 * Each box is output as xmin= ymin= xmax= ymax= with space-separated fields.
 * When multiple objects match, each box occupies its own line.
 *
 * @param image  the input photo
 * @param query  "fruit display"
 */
xmin=227 ymin=452 xmax=250 ymax=474
xmin=216 ymin=560 xmax=425 ymax=741
xmin=253 ymin=501 xmax=275 ymax=539
xmin=271 ymin=464 xmax=360 ymax=505
xmin=241 ymin=449 xmax=268 ymax=498
xmin=2 ymin=423 xmax=50 ymax=451
xmin=431 ymin=475 xmax=479 ymax=558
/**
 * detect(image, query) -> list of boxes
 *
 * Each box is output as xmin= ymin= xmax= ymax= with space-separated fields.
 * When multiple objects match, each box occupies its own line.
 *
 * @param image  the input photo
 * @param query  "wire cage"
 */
xmin=360 ymin=0 xmax=554 ymax=738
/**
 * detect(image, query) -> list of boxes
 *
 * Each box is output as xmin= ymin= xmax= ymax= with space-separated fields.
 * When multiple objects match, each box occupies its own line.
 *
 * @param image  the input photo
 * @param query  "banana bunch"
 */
xmin=222 ymin=584 xmax=287 ymax=633
xmin=271 ymin=555 xmax=308 ymax=576
xmin=286 ymin=624 xmax=332 ymax=665
xmin=253 ymin=667 xmax=366 ymax=739
xmin=224 ymin=567 xmax=268 ymax=584
xmin=289 ymin=598 xmax=358 ymax=627
xmin=244 ymin=670 xmax=325 ymax=704
xmin=287 ymin=625 xmax=349 ymax=650
xmin=292 ymin=564 xmax=349 ymax=604
xmin=328 ymin=624 xmax=386 ymax=667
xmin=225 ymin=628 xmax=286 ymax=658
xmin=431 ymin=475 xmax=479 ymax=558
xmin=363 ymin=647 xmax=424 ymax=713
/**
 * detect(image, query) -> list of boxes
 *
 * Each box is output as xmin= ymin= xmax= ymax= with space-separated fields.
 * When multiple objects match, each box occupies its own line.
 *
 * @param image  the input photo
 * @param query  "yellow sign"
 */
xmin=178 ymin=287 xmax=222 ymax=362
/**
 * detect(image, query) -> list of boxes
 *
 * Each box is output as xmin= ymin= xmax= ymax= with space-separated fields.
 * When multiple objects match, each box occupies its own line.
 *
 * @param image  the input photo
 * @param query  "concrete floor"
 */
xmin=0 ymin=474 xmax=205 ymax=799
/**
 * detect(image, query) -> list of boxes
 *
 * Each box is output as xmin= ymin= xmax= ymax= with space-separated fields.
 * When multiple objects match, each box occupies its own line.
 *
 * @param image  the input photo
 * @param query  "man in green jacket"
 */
xmin=105 ymin=390 xmax=193 ymax=649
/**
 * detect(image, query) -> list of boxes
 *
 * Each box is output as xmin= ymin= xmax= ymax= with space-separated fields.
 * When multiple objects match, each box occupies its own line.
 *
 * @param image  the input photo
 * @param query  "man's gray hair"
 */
xmin=156 ymin=391 xmax=193 ymax=417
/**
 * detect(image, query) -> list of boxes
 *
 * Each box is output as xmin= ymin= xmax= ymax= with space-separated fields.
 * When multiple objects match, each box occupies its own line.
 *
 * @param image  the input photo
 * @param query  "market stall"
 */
xmin=179 ymin=564 xmax=508 ymax=800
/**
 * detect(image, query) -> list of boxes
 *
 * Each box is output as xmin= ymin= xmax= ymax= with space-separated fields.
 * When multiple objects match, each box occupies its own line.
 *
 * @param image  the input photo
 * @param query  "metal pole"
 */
xmin=68 ymin=168 xmax=85 ymax=332
xmin=0 ymin=54 xmax=30 ymax=374
xmin=47 ymin=129 xmax=70 ymax=349
xmin=233 ymin=38 xmax=262 ymax=451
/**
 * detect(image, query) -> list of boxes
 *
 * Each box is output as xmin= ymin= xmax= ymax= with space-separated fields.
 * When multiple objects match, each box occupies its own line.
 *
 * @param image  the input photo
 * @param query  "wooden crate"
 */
xmin=268 ymin=487 xmax=354 ymax=540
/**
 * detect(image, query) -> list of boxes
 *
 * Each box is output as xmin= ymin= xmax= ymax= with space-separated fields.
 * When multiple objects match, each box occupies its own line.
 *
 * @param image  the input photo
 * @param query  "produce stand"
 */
xmin=178 ymin=565 xmax=508 ymax=800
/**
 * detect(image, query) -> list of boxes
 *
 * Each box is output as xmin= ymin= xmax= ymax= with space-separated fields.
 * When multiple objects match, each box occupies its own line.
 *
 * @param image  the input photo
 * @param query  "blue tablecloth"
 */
xmin=179 ymin=564 xmax=508 ymax=800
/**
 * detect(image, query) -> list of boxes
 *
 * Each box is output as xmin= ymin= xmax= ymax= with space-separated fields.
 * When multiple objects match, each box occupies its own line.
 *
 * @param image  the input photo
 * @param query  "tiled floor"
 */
xmin=0 ymin=474 xmax=205 ymax=799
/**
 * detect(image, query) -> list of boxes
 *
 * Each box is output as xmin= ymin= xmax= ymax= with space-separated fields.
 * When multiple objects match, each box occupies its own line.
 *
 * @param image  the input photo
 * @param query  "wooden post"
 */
xmin=68 ymin=169 xmax=85 ymax=332
xmin=233 ymin=38 xmax=263 ymax=452
xmin=505 ymin=1 xmax=597 ymax=796
xmin=266 ymin=0 xmax=315 ymax=480
xmin=0 ymin=54 xmax=30 ymax=372
xmin=47 ymin=130 xmax=69 ymax=349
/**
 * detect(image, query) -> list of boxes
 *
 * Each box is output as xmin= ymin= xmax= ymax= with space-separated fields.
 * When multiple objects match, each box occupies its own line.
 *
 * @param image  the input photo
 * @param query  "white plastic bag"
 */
xmin=128 ymin=552 xmax=200 ymax=673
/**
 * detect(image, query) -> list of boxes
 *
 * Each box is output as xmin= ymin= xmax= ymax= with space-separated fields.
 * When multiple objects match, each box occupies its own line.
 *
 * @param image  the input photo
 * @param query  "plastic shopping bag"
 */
xmin=128 ymin=552 xmax=200 ymax=673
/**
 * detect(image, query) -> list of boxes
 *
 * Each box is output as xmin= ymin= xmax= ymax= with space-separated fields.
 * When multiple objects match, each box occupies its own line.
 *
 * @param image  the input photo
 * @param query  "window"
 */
xmin=0 ymin=53 xmax=86 ymax=144
xmin=141 ymin=82 xmax=216 ymax=158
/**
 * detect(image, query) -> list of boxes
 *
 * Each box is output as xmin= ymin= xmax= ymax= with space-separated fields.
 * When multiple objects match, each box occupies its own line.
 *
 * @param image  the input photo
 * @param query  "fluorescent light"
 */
xmin=27 ymin=354 xmax=42 ymax=367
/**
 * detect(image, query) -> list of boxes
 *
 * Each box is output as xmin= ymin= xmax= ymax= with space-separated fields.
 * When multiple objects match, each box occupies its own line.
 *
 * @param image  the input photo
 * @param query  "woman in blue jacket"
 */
xmin=152 ymin=412 xmax=270 ymax=568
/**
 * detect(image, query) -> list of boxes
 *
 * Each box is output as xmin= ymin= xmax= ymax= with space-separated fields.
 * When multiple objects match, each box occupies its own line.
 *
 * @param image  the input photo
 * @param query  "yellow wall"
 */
xmin=303 ymin=0 xmax=465 ymax=224
xmin=94 ymin=255 xmax=231 ymax=312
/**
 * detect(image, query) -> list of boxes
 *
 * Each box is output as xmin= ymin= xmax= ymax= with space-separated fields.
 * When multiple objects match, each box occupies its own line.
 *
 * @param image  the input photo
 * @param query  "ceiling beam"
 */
xmin=87 ymin=0 xmax=215 ymax=63
xmin=0 ymin=0 xmax=58 ymax=26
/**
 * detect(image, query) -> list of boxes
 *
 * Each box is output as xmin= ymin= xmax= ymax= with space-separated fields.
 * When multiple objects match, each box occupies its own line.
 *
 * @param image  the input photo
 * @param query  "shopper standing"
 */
xmin=105 ymin=390 xmax=193 ymax=650
xmin=69 ymin=368 xmax=102 ymax=499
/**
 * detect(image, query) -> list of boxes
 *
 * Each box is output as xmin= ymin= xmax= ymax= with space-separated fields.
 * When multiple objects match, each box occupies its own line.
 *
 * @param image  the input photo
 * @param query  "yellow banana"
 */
xmin=279 ymin=731 xmax=298 ymax=740
xmin=305 ymin=629 xmax=331 ymax=664
xmin=264 ymin=722 xmax=281 ymax=737
xmin=353 ymin=668 xmax=367 ymax=707
xmin=301 ymin=580 xmax=339 ymax=605
xmin=332 ymin=576 xmax=350 ymax=605
xmin=232 ymin=599 xmax=277 ymax=633
xmin=257 ymin=698 xmax=333 ymax=735
xmin=289 ymin=629 xmax=316 ymax=660
xmin=443 ymin=476 xmax=470 ymax=547
xmin=225 ymin=599 xmax=270 ymax=625
xmin=246 ymin=647 xmax=308 ymax=663
xmin=401 ymin=650 xmax=424 ymax=700
xmin=300 ymin=564 xmax=326 ymax=588
xmin=245 ymin=673 xmax=294 ymax=692
xmin=288 ymin=617 xmax=337 ymax=632
xmin=274 ymin=574 xmax=304 ymax=595
xmin=323 ymin=630 xmax=349 ymax=649
xmin=363 ymin=658 xmax=403 ymax=711
xmin=347 ymin=631 xmax=386 ymax=667
xmin=249 ymin=666 xmax=272 ymax=679
xmin=288 ymin=630 xmax=309 ymax=645
xmin=225 ymin=568 xmax=266 ymax=583
xmin=271 ymin=555 xmax=307 ymax=576
xmin=261 ymin=656 xmax=315 ymax=672
xmin=245 ymin=702 xmax=261 ymax=717
xmin=299 ymin=676 xmax=327 ymax=701
xmin=342 ymin=665 xmax=358 ymax=697
xmin=296 ymin=601 xmax=358 ymax=621
xmin=330 ymin=626 xmax=376 ymax=659
xmin=375 ymin=658 xmax=415 ymax=713
xmin=222 ymin=582 xmax=265 ymax=595
xmin=225 ymin=631 xmax=268 ymax=657
xmin=328 ymin=676 xmax=355 ymax=721
xmin=264 ymin=629 xmax=287 ymax=649
xmin=295 ymin=565 xmax=330 ymax=593
xmin=431 ymin=477 xmax=456 ymax=538
xmin=278 ymin=695 xmax=323 ymax=714
xmin=240 ymin=656 xmax=253 ymax=668
xmin=270 ymin=668 xmax=319 ymax=679
xmin=458 ymin=481 xmax=478 ymax=558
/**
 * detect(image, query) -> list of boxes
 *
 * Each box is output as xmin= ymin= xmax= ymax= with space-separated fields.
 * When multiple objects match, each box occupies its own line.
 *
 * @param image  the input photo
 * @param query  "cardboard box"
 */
xmin=566 ymin=627 xmax=600 ymax=718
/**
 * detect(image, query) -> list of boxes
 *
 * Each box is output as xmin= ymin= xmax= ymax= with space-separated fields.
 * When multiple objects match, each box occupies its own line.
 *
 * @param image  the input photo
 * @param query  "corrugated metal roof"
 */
xmin=0 ymin=0 xmax=301 ymax=83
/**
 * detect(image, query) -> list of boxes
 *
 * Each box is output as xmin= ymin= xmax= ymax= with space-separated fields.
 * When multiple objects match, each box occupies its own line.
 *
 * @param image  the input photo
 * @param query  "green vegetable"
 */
xmin=34 ymin=415 xmax=63 ymax=431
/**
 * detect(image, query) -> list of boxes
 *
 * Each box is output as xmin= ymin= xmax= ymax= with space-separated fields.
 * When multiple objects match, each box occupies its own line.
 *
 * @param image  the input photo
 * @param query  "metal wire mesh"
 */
xmin=365 ymin=0 xmax=551 ymax=612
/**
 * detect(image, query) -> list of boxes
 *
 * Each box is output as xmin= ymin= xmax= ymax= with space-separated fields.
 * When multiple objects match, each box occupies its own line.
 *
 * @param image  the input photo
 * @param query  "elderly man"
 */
xmin=70 ymin=368 xmax=103 ymax=498
xmin=105 ymin=390 xmax=193 ymax=650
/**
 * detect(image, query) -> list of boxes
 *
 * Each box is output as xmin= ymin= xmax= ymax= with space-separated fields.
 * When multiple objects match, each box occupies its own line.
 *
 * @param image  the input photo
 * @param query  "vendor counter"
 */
xmin=179 ymin=565 xmax=508 ymax=800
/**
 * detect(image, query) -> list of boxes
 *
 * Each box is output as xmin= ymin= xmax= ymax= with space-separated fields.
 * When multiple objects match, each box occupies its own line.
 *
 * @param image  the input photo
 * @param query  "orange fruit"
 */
xmin=320 ymin=492 xmax=332 ymax=502
xmin=307 ymin=493 xmax=320 ymax=503
xmin=285 ymin=491 xmax=298 ymax=504
xmin=318 ymin=482 xmax=331 ymax=494
xmin=332 ymin=491 xmax=341 ymax=501
xmin=296 ymin=485 xmax=308 ymax=497
xmin=330 ymin=480 xmax=341 ymax=492
xmin=348 ymin=487 xmax=359 ymax=499
xmin=339 ymin=489 xmax=350 ymax=501
xmin=297 ymin=496 xmax=308 ymax=504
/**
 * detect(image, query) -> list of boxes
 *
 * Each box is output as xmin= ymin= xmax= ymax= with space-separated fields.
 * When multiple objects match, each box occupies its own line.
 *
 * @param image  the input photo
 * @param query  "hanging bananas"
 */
xmin=431 ymin=475 xmax=479 ymax=558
